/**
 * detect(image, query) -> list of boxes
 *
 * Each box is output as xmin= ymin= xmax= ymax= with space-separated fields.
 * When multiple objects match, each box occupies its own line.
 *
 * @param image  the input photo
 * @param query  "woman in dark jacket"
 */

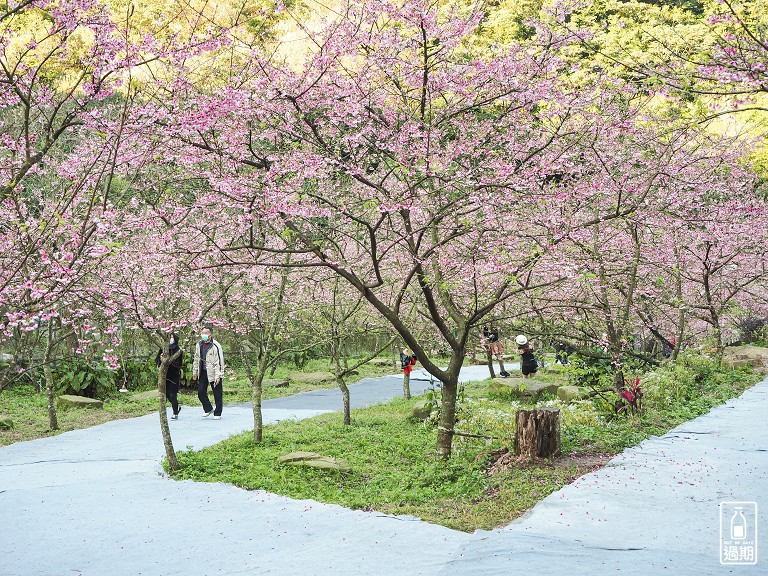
xmin=155 ymin=332 xmax=184 ymax=419
xmin=515 ymin=335 xmax=538 ymax=379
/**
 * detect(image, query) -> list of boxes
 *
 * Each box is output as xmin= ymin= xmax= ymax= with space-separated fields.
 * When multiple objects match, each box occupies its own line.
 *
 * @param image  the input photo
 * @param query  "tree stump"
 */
xmin=514 ymin=408 xmax=561 ymax=458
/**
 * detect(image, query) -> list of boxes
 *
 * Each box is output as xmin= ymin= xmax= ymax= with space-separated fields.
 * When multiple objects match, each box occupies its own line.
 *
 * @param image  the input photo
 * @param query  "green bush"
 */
xmin=642 ymin=362 xmax=696 ymax=410
xmin=115 ymin=358 xmax=157 ymax=392
xmin=457 ymin=397 xmax=519 ymax=439
xmin=54 ymin=359 xmax=115 ymax=399
xmin=567 ymin=353 xmax=615 ymax=390
xmin=52 ymin=356 xmax=157 ymax=399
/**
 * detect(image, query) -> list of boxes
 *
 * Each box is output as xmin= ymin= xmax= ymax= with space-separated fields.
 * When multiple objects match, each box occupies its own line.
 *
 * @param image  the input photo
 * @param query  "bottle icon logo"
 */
xmin=731 ymin=507 xmax=746 ymax=540
xmin=720 ymin=501 xmax=758 ymax=565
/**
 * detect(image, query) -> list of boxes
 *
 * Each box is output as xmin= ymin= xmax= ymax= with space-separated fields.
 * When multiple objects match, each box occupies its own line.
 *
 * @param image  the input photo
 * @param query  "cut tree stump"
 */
xmin=514 ymin=407 xmax=561 ymax=458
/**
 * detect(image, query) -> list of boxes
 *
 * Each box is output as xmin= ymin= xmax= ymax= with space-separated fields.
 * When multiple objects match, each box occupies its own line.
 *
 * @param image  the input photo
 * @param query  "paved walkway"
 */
xmin=1 ymin=366 xmax=766 ymax=575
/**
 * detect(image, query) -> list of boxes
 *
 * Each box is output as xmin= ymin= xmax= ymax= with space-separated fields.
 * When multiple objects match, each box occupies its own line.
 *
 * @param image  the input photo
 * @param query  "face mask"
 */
xmin=200 ymin=334 xmax=209 ymax=341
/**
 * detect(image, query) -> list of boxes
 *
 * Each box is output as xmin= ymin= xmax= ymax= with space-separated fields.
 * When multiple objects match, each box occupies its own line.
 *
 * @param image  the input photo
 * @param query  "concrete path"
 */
xmin=1 ymin=366 xmax=766 ymax=575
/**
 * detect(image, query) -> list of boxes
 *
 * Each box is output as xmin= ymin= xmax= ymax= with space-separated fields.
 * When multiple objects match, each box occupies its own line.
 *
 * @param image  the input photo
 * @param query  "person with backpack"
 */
xmin=400 ymin=348 xmax=417 ymax=375
xmin=515 ymin=335 xmax=538 ymax=379
xmin=483 ymin=325 xmax=510 ymax=377
xmin=191 ymin=325 xmax=225 ymax=419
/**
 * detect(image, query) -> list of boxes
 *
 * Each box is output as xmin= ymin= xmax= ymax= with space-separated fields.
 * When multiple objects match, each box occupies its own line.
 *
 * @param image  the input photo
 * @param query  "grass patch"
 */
xmin=0 ymin=384 xmax=160 ymax=446
xmin=0 ymin=355 xmax=410 ymax=446
xmin=171 ymin=357 xmax=762 ymax=532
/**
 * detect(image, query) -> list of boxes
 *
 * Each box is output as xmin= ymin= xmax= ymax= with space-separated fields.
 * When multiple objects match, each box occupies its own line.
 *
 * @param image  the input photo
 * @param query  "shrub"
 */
xmin=457 ymin=397 xmax=520 ymax=439
xmin=115 ymin=358 xmax=157 ymax=392
xmin=540 ymin=399 xmax=603 ymax=428
xmin=53 ymin=359 xmax=115 ymax=399
xmin=736 ymin=317 xmax=768 ymax=344
xmin=642 ymin=362 xmax=696 ymax=410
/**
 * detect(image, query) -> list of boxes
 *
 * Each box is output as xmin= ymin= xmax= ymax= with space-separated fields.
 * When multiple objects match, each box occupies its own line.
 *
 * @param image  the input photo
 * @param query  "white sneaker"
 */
xmin=213 ymin=416 xmax=221 ymax=420
xmin=202 ymin=410 xmax=214 ymax=418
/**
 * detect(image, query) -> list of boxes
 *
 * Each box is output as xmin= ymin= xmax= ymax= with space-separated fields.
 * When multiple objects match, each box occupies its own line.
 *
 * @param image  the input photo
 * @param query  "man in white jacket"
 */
xmin=192 ymin=325 xmax=225 ymax=419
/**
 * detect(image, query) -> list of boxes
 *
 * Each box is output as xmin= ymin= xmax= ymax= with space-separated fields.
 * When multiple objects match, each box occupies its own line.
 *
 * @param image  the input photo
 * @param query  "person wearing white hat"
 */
xmin=516 ymin=335 xmax=538 ymax=379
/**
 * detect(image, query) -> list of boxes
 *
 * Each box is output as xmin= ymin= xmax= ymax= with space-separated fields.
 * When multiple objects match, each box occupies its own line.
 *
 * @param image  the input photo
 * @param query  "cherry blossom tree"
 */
xmin=149 ymin=0 xmax=682 ymax=457
xmin=216 ymin=259 xmax=323 ymax=442
xmin=308 ymin=273 xmax=395 ymax=425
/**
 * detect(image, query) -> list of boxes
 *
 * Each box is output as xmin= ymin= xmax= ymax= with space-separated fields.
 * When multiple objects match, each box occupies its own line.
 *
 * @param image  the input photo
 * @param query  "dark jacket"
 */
xmin=155 ymin=345 xmax=183 ymax=384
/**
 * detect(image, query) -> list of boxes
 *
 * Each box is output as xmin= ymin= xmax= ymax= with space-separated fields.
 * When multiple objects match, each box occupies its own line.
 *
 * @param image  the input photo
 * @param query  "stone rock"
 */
xmin=557 ymin=386 xmax=582 ymax=403
xmin=490 ymin=378 xmax=559 ymax=400
xmin=264 ymin=379 xmax=289 ymax=388
xmin=57 ymin=395 xmax=103 ymax=409
xmin=722 ymin=358 xmax=753 ymax=370
xmin=277 ymin=451 xmax=323 ymax=463
xmin=722 ymin=345 xmax=768 ymax=374
xmin=130 ymin=390 xmax=159 ymax=401
xmin=411 ymin=399 xmax=433 ymax=420
xmin=291 ymin=457 xmax=351 ymax=472
xmin=369 ymin=357 xmax=392 ymax=367
xmin=288 ymin=371 xmax=336 ymax=384
xmin=277 ymin=452 xmax=350 ymax=472
xmin=0 ymin=416 xmax=13 ymax=430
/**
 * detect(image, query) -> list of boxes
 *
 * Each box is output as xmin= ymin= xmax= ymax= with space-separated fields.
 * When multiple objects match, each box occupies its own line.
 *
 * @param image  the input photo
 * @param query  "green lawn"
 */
xmin=0 ymin=356 xmax=401 ymax=446
xmin=1 ymin=351 xmax=761 ymax=532
xmin=171 ymin=356 xmax=762 ymax=531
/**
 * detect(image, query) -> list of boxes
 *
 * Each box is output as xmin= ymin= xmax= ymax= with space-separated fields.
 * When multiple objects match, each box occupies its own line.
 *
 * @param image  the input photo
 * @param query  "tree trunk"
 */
xmin=157 ymin=359 xmax=178 ymax=471
xmin=43 ymin=323 xmax=58 ymax=431
xmin=251 ymin=357 xmax=267 ymax=443
xmin=436 ymin=377 xmax=458 ymax=460
xmin=486 ymin=345 xmax=495 ymax=379
xmin=514 ymin=408 xmax=561 ymax=459
xmin=613 ymin=365 xmax=625 ymax=394
xmin=702 ymin=259 xmax=725 ymax=359
xmin=402 ymin=371 xmax=411 ymax=400
xmin=672 ymin=249 xmax=685 ymax=361
xmin=337 ymin=376 xmax=351 ymax=425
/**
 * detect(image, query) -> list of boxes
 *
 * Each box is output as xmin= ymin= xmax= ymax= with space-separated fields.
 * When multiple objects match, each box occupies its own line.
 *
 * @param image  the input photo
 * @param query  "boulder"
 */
xmin=130 ymin=390 xmax=159 ymax=401
xmin=490 ymin=378 xmax=559 ymax=400
xmin=557 ymin=386 xmax=582 ymax=403
xmin=411 ymin=399 xmax=433 ymax=420
xmin=288 ymin=371 xmax=336 ymax=384
xmin=57 ymin=395 xmax=103 ymax=409
xmin=277 ymin=451 xmax=323 ymax=463
xmin=264 ymin=379 xmax=290 ymax=388
xmin=291 ymin=457 xmax=351 ymax=472
xmin=369 ymin=357 xmax=392 ymax=367
xmin=722 ymin=358 xmax=753 ymax=370
xmin=277 ymin=452 xmax=351 ymax=472
xmin=722 ymin=345 xmax=768 ymax=374
xmin=0 ymin=416 xmax=13 ymax=430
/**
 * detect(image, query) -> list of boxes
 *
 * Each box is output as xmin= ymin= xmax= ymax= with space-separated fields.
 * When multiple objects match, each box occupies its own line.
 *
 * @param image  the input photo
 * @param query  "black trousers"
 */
xmin=197 ymin=369 xmax=223 ymax=416
xmin=166 ymin=376 xmax=180 ymax=415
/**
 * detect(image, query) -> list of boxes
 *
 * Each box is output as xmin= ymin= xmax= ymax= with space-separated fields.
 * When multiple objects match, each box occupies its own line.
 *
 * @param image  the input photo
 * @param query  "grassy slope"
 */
xmin=171 ymin=360 xmax=762 ymax=531
xmin=0 ymin=357 xmax=399 ymax=446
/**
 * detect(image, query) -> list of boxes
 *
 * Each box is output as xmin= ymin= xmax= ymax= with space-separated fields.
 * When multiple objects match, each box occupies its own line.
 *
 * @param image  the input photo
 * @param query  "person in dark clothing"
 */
xmin=192 ymin=324 xmax=225 ymax=419
xmin=483 ymin=324 xmax=509 ymax=377
xmin=155 ymin=332 xmax=184 ymax=419
xmin=554 ymin=340 xmax=573 ymax=365
xmin=400 ymin=349 xmax=417 ymax=375
xmin=515 ymin=335 xmax=538 ymax=379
